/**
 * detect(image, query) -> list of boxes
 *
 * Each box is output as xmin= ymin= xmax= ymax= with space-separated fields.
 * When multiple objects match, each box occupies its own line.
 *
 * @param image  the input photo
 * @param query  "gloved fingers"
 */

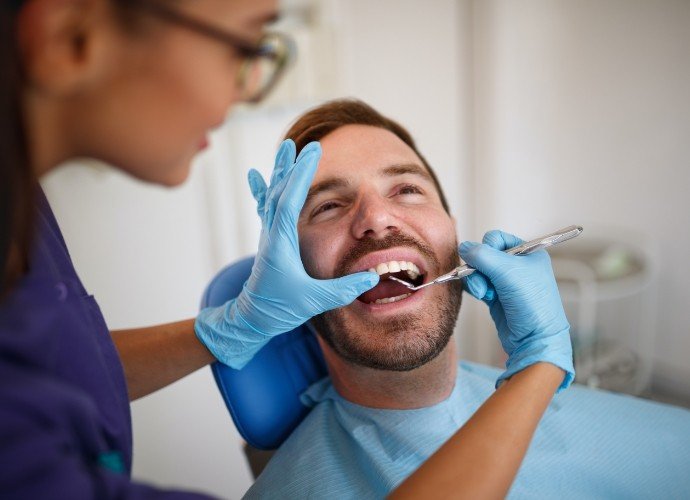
xmin=484 ymin=229 xmax=555 ymax=273
xmin=262 ymin=141 xmax=297 ymax=230
xmin=274 ymin=142 xmax=322 ymax=227
xmin=462 ymin=272 xmax=488 ymax=299
xmin=462 ymin=272 xmax=497 ymax=303
xmin=264 ymin=169 xmax=292 ymax=231
xmin=459 ymin=240 xmax=519 ymax=283
xmin=265 ymin=142 xmax=322 ymax=234
xmin=295 ymin=140 xmax=321 ymax=166
xmin=269 ymin=139 xmax=297 ymax=189
xmin=482 ymin=229 xmax=525 ymax=251
xmin=247 ymin=169 xmax=268 ymax=218
xmin=316 ymin=271 xmax=380 ymax=310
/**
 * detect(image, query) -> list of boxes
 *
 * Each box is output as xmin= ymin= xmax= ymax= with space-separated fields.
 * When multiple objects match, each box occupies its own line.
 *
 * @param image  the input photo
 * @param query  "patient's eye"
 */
xmin=395 ymin=184 xmax=424 ymax=197
xmin=312 ymin=200 xmax=342 ymax=218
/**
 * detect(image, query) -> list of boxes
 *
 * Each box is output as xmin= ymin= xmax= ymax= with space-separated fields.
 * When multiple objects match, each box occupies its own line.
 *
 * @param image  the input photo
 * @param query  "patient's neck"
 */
xmin=318 ymin=337 xmax=458 ymax=409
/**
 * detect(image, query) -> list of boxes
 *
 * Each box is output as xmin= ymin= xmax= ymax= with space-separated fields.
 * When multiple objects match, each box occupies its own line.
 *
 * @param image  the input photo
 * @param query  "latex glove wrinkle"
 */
xmin=195 ymin=140 xmax=379 ymax=368
xmin=460 ymin=230 xmax=575 ymax=391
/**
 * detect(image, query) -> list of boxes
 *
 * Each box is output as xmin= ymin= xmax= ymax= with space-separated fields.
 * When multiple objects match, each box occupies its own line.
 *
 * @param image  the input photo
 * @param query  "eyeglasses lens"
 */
xmin=240 ymin=33 xmax=295 ymax=103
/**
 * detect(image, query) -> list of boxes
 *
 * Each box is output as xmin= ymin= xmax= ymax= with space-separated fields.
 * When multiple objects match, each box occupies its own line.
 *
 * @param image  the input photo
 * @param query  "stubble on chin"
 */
xmin=312 ymin=242 xmax=462 ymax=372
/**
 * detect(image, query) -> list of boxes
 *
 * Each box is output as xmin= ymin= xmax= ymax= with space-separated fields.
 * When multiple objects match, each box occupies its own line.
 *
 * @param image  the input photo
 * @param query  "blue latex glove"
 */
xmin=195 ymin=140 xmax=379 ymax=368
xmin=459 ymin=230 xmax=575 ymax=391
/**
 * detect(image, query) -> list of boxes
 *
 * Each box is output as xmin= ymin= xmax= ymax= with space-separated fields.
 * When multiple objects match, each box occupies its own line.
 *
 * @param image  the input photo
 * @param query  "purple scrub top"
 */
xmin=0 ymin=188 xmax=214 ymax=499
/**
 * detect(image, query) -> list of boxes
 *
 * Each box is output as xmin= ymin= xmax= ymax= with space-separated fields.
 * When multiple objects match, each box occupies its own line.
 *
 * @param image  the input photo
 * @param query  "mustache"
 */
xmin=335 ymin=232 xmax=440 ymax=277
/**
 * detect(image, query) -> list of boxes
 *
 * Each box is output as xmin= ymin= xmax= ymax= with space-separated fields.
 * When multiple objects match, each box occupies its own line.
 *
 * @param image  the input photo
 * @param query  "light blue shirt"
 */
xmin=245 ymin=361 xmax=690 ymax=499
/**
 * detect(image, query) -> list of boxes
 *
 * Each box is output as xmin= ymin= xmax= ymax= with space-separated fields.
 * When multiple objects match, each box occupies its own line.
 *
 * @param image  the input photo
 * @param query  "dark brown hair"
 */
xmin=284 ymin=99 xmax=450 ymax=213
xmin=0 ymin=1 xmax=151 ymax=297
xmin=1 ymin=4 xmax=33 ymax=296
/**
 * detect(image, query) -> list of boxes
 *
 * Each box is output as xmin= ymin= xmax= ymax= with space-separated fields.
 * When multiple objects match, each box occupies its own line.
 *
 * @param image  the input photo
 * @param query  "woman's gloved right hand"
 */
xmin=195 ymin=140 xmax=379 ymax=369
xmin=459 ymin=230 xmax=575 ymax=391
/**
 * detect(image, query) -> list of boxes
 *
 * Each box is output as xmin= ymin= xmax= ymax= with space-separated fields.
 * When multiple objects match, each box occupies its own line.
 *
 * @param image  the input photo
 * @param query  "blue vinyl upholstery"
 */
xmin=200 ymin=256 xmax=327 ymax=450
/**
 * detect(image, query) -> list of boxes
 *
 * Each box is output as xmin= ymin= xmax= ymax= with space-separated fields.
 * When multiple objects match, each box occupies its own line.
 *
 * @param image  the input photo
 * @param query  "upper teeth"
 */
xmin=368 ymin=261 xmax=421 ymax=280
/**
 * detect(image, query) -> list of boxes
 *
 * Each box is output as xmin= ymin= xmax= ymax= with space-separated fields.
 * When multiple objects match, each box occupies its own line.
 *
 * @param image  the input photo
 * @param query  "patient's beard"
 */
xmin=311 ymin=236 xmax=462 ymax=372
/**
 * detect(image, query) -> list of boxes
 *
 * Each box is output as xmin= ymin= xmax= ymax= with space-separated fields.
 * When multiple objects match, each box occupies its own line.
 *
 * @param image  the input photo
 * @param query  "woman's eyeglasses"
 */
xmin=130 ymin=0 xmax=296 ymax=103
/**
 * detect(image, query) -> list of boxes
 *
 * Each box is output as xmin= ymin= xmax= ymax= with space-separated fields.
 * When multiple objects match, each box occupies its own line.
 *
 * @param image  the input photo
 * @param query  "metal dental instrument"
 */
xmin=389 ymin=225 xmax=583 ymax=292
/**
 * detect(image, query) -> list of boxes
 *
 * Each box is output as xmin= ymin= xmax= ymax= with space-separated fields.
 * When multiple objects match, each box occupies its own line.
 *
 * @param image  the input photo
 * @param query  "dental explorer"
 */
xmin=389 ymin=225 xmax=583 ymax=292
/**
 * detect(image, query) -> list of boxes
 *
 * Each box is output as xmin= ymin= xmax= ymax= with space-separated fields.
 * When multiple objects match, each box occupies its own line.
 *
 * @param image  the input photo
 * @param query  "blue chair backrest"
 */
xmin=199 ymin=256 xmax=328 ymax=450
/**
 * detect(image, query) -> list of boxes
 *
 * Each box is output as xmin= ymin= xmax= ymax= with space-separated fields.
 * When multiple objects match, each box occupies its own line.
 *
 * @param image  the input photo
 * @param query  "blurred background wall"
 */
xmin=40 ymin=0 xmax=690 ymax=497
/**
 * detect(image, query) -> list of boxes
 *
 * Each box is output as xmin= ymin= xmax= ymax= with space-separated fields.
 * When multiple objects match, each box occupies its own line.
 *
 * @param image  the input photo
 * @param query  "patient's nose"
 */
xmin=351 ymin=193 xmax=399 ymax=239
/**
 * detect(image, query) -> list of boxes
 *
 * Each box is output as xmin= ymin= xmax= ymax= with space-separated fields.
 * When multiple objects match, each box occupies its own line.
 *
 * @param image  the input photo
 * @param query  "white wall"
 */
xmin=471 ymin=0 xmax=690 ymax=384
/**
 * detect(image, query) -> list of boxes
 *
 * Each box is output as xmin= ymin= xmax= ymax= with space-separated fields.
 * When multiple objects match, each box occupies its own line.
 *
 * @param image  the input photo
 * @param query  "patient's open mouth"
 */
xmin=357 ymin=260 xmax=426 ymax=305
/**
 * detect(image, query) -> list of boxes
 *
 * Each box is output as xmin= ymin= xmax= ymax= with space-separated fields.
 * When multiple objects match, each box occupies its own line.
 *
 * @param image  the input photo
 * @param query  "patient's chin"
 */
xmin=352 ymin=327 xmax=452 ymax=371
xmin=344 ymin=319 xmax=429 ymax=370
xmin=313 ymin=287 xmax=461 ymax=372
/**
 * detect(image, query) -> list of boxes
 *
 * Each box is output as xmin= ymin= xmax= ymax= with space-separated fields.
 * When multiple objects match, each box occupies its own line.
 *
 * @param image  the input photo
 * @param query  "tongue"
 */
xmin=358 ymin=279 xmax=413 ymax=303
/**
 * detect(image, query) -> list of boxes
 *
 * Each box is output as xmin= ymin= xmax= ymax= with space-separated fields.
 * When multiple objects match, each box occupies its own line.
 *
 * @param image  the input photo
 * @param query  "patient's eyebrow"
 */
xmin=304 ymin=163 xmax=431 ymax=207
xmin=381 ymin=163 xmax=433 ymax=181
xmin=305 ymin=177 xmax=350 ymax=206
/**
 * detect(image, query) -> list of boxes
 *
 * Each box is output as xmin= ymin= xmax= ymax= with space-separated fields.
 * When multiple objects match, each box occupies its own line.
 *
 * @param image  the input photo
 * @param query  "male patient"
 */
xmin=245 ymin=100 xmax=690 ymax=499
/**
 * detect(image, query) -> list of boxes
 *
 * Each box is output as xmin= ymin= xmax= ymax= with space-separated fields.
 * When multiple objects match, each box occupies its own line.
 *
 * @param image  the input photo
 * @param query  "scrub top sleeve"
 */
xmin=0 ymin=360 xmax=217 ymax=500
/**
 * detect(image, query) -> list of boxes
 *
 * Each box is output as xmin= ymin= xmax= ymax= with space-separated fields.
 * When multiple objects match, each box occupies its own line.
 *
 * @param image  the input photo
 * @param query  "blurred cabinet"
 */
xmin=551 ymin=229 xmax=658 ymax=395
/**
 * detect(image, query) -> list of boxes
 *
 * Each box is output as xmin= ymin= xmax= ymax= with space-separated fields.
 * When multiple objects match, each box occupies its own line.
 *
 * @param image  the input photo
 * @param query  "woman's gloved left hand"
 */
xmin=195 ymin=140 xmax=379 ymax=368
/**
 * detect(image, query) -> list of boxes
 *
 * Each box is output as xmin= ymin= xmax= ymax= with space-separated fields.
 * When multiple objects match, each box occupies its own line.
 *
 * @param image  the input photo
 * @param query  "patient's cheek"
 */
xmin=298 ymin=236 xmax=326 ymax=279
xmin=299 ymin=226 xmax=346 ymax=279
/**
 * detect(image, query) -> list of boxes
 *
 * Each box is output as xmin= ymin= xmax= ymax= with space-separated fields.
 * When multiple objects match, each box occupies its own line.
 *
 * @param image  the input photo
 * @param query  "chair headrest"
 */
xmin=200 ymin=256 xmax=327 ymax=450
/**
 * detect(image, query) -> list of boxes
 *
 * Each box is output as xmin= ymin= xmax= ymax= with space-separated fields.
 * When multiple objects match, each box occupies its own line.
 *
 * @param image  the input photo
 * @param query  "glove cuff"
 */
xmin=195 ymin=300 xmax=272 ymax=370
xmin=497 ymin=329 xmax=575 ymax=393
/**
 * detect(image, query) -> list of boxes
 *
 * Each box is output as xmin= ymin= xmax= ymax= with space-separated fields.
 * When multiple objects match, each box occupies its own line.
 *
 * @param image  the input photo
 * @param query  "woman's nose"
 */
xmin=350 ymin=194 xmax=399 ymax=239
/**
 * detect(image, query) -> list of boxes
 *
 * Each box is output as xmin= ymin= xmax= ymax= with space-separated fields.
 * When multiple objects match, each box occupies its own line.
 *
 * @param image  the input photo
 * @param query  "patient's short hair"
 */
xmin=284 ymin=99 xmax=450 ymax=213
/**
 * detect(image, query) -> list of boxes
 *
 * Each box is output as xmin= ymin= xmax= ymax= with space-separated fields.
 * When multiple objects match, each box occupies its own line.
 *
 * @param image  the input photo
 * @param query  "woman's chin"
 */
xmin=140 ymin=159 xmax=194 ymax=187
xmin=161 ymin=167 xmax=192 ymax=187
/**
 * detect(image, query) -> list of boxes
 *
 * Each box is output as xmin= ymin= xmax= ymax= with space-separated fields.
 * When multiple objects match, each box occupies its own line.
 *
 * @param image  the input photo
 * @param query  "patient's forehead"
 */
xmin=315 ymin=125 xmax=427 ymax=181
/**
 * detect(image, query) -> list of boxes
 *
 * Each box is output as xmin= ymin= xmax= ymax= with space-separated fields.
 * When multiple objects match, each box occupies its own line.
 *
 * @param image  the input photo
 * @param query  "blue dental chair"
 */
xmin=200 ymin=256 xmax=327 ymax=460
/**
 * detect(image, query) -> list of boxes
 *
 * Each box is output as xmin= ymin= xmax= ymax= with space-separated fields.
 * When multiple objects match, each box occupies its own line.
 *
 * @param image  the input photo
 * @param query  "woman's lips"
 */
xmin=198 ymin=137 xmax=210 ymax=150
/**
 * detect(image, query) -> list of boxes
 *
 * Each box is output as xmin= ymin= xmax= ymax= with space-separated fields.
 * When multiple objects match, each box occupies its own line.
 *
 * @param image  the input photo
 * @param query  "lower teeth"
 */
xmin=372 ymin=293 xmax=412 ymax=305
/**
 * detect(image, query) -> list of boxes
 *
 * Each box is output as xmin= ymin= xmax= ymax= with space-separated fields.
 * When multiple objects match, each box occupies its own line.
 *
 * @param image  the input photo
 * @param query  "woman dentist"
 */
xmin=0 ymin=0 xmax=573 ymax=498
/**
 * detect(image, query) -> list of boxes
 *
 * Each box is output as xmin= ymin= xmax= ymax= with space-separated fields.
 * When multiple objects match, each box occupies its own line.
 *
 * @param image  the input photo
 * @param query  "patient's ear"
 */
xmin=17 ymin=0 xmax=114 ymax=95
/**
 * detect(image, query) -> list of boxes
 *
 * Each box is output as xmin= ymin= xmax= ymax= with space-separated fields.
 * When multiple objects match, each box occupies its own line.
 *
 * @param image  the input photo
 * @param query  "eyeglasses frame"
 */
xmin=128 ymin=0 xmax=295 ymax=103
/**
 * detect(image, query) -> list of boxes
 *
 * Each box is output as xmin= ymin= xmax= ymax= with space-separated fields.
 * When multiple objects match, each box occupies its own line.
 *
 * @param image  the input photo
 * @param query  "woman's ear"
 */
xmin=17 ymin=0 xmax=113 ymax=95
